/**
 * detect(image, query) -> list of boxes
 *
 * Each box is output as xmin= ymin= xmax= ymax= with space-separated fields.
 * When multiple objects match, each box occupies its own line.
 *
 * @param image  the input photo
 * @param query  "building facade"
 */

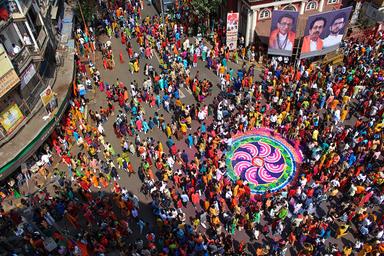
xmin=0 ymin=0 xmax=61 ymax=141
xmin=238 ymin=0 xmax=342 ymax=47
xmin=360 ymin=0 xmax=384 ymax=25
xmin=0 ymin=0 xmax=77 ymax=181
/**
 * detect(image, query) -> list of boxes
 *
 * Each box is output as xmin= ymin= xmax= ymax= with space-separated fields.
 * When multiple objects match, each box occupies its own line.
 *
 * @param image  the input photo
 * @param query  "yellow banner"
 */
xmin=0 ymin=103 xmax=24 ymax=133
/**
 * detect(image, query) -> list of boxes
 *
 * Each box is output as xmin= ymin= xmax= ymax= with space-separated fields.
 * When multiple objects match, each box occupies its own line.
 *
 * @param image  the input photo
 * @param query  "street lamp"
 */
xmin=160 ymin=0 xmax=165 ymax=32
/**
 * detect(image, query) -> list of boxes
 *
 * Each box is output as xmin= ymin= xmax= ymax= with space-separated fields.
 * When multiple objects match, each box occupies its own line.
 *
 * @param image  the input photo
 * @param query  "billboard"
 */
xmin=268 ymin=10 xmax=299 ymax=57
xmin=40 ymin=86 xmax=58 ymax=113
xmin=0 ymin=103 xmax=24 ymax=133
xmin=226 ymin=12 xmax=239 ymax=51
xmin=300 ymin=7 xmax=352 ymax=59
xmin=0 ymin=44 xmax=20 ymax=98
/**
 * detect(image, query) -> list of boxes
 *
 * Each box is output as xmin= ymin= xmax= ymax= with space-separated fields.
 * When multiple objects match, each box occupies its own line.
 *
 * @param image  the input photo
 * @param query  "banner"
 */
xmin=301 ymin=7 xmax=352 ymax=59
xmin=268 ymin=10 xmax=299 ymax=57
xmin=40 ymin=86 xmax=58 ymax=113
xmin=226 ymin=12 xmax=239 ymax=51
xmin=0 ymin=103 xmax=24 ymax=133
xmin=0 ymin=69 xmax=20 ymax=98
xmin=20 ymin=64 xmax=36 ymax=90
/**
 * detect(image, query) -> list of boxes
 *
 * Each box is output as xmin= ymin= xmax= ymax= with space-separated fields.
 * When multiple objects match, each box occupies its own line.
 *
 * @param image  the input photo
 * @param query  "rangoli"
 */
xmin=226 ymin=128 xmax=303 ymax=194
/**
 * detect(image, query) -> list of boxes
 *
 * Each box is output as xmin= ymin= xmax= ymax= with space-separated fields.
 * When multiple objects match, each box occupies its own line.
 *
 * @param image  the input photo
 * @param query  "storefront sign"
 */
xmin=40 ymin=86 xmax=55 ymax=106
xmin=0 ymin=103 xmax=24 ymax=133
xmin=0 ymin=70 xmax=20 ymax=98
xmin=40 ymin=86 xmax=58 ymax=113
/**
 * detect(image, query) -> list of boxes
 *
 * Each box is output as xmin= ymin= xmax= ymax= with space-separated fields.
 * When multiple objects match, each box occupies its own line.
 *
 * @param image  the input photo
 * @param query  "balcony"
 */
xmin=10 ymin=45 xmax=33 ymax=74
xmin=7 ymin=0 xmax=32 ymax=19
xmin=0 ymin=18 xmax=11 ymax=32
xmin=37 ymin=27 xmax=48 ymax=49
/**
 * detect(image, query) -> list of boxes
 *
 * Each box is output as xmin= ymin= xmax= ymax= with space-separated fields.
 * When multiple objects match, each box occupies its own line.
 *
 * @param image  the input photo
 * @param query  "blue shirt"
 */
xmin=173 ymin=89 xmax=179 ymax=99
xmin=201 ymin=123 xmax=206 ymax=133
xmin=222 ymin=58 xmax=227 ymax=67
xmin=73 ymin=131 xmax=79 ymax=141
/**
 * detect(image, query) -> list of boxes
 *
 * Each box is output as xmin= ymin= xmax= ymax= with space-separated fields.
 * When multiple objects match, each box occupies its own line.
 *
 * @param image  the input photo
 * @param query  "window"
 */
xmin=259 ymin=9 xmax=271 ymax=20
xmin=327 ymin=0 xmax=338 ymax=4
xmin=283 ymin=5 xmax=297 ymax=11
xmin=306 ymin=1 xmax=318 ymax=10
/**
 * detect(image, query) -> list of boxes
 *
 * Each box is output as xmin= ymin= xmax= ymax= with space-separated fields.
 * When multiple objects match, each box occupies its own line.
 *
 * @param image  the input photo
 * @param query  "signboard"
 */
xmin=268 ymin=10 xmax=299 ymax=57
xmin=0 ymin=44 xmax=14 ymax=77
xmin=20 ymin=64 xmax=36 ymax=90
xmin=226 ymin=12 xmax=239 ymax=51
xmin=0 ymin=69 xmax=20 ymax=98
xmin=0 ymin=44 xmax=19 ymax=97
xmin=0 ymin=103 xmax=25 ymax=133
xmin=301 ymin=7 xmax=352 ymax=59
xmin=40 ymin=86 xmax=58 ymax=113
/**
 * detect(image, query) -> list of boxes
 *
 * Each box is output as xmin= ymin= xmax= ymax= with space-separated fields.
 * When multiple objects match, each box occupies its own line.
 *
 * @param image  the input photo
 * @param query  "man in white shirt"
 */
xmin=41 ymin=153 xmax=52 ymax=166
xmin=323 ymin=12 xmax=346 ymax=48
xmin=23 ymin=33 xmax=32 ymax=45
xmin=12 ymin=43 xmax=21 ymax=55
xmin=97 ymin=123 xmax=105 ymax=135
xmin=301 ymin=17 xmax=326 ymax=53
xmin=269 ymin=14 xmax=296 ymax=51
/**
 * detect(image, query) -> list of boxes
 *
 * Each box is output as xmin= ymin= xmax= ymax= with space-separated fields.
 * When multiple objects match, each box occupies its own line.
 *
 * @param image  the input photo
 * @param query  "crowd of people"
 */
xmin=0 ymin=0 xmax=383 ymax=255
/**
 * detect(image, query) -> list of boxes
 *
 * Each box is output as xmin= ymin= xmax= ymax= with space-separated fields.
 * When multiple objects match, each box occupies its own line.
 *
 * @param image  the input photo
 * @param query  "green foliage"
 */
xmin=75 ymin=0 xmax=96 ymax=23
xmin=189 ymin=0 xmax=223 ymax=19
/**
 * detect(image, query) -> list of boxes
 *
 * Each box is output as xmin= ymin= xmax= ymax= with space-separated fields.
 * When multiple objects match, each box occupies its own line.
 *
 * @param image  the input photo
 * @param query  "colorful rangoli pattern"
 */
xmin=226 ymin=128 xmax=302 ymax=194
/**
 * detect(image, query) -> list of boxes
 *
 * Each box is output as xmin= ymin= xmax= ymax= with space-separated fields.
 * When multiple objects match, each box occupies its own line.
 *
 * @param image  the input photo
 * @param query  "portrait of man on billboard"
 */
xmin=300 ymin=7 xmax=352 ymax=58
xmin=323 ymin=12 xmax=347 ymax=48
xmin=268 ymin=10 xmax=299 ymax=56
xmin=301 ymin=17 xmax=326 ymax=54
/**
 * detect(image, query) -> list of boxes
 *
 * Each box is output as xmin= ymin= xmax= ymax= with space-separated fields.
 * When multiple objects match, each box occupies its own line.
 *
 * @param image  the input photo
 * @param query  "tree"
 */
xmin=189 ymin=0 xmax=223 ymax=20
xmin=75 ymin=0 xmax=97 ymax=24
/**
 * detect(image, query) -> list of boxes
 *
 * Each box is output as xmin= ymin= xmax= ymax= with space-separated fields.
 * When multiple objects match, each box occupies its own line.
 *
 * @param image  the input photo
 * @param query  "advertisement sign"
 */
xmin=40 ymin=86 xmax=58 ymax=113
xmin=0 ymin=44 xmax=14 ymax=78
xmin=0 ymin=69 xmax=20 ymax=98
xmin=268 ymin=10 xmax=299 ymax=57
xmin=20 ymin=64 xmax=36 ymax=90
xmin=0 ymin=44 xmax=20 ymax=97
xmin=226 ymin=12 xmax=239 ymax=51
xmin=300 ymin=7 xmax=352 ymax=59
xmin=0 ymin=103 xmax=25 ymax=133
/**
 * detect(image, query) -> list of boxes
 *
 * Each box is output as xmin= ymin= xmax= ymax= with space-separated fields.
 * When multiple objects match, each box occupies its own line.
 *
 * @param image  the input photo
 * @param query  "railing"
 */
xmin=8 ymin=0 xmax=32 ymax=16
xmin=0 ymin=77 xmax=49 ymax=142
xmin=19 ymin=0 xmax=31 ymax=13
xmin=37 ymin=28 xmax=48 ymax=50
xmin=0 ymin=19 xmax=10 ymax=31
xmin=25 ymin=79 xmax=47 ymax=111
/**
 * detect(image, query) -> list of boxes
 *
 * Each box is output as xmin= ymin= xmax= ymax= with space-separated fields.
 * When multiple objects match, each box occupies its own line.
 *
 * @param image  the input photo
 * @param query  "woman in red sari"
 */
xmin=121 ymin=31 xmax=126 ymax=45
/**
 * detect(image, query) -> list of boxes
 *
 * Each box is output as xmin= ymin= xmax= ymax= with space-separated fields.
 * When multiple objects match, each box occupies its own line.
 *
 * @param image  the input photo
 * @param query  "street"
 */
xmin=3 ymin=1 xmax=382 ymax=255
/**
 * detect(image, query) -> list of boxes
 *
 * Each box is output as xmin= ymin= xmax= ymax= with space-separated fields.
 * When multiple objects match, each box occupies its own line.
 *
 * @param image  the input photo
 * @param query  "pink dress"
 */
xmin=136 ymin=119 xmax=142 ymax=131
xmin=99 ymin=81 xmax=104 ymax=92
xmin=193 ymin=54 xmax=197 ymax=64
